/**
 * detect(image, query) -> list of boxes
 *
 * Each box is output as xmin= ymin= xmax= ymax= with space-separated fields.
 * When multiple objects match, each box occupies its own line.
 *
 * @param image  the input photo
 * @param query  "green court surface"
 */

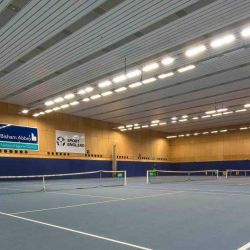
xmin=1 ymin=177 xmax=250 ymax=250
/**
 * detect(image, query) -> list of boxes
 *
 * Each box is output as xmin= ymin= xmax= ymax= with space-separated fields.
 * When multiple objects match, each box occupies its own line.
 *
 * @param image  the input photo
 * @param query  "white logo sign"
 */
xmin=56 ymin=130 xmax=85 ymax=154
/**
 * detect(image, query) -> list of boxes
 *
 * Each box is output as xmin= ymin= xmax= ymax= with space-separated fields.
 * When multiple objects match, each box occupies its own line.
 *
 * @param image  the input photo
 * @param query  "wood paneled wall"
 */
xmin=169 ymin=130 xmax=250 ymax=162
xmin=0 ymin=102 xmax=169 ymax=161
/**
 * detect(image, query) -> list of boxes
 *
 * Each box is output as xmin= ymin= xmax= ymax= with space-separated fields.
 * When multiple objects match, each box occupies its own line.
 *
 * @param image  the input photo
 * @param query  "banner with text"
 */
xmin=0 ymin=123 xmax=39 ymax=151
xmin=56 ymin=130 xmax=85 ymax=153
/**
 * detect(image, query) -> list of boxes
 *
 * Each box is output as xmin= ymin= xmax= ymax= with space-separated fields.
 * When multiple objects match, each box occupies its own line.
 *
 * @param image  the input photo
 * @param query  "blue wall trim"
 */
xmin=0 ymin=157 xmax=250 ymax=176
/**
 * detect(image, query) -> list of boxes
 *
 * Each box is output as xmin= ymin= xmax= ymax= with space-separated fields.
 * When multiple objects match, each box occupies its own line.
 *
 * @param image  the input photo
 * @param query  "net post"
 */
xmin=146 ymin=170 xmax=149 ymax=184
xmin=216 ymin=170 xmax=219 ymax=179
xmin=124 ymin=171 xmax=127 ymax=186
xmin=42 ymin=176 xmax=46 ymax=192
xmin=225 ymin=170 xmax=228 ymax=179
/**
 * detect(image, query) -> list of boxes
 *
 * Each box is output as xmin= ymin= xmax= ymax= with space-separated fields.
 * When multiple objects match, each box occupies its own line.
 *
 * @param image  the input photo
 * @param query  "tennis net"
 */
xmin=147 ymin=170 xmax=219 ymax=184
xmin=226 ymin=169 xmax=250 ymax=178
xmin=0 ymin=170 xmax=126 ymax=194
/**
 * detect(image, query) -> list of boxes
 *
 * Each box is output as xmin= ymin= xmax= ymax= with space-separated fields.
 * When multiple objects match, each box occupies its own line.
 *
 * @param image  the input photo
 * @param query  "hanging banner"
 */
xmin=56 ymin=130 xmax=85 ymax=153
xmin=0 ymin=123 xmax=39 ymax=151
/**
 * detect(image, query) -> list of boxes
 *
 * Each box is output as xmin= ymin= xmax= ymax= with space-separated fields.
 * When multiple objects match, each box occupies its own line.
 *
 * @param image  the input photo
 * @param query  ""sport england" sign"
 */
xmin=0 ymin=123 xmax=39 ymax=151
xmin=56 ymin=130 xmax=85 ymax=154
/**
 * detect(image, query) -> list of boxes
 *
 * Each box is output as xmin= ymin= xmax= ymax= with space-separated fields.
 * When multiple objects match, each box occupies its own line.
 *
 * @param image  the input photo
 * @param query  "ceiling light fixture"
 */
xmin=115 ymin=87 xmax=127 ymax=93
xmin=126 ymin=69 xmax=141 ymax=78
xmin=101 ymin=91 xmax=113 ymax=96
xmin=83 ymin=98 xmax=90 ymax=102
xmin=177 ymin=65 xmax=195 ymax=73
xmin=64 ymin=93 xmax=75 ymax=100
xmin=241 ymin=27 xmax=250 ymax=38
xmin=185 ymin=45 xmax=207 ymax=57
xmin=45 ymin=100 xmax=54 ymax=106
xmin=142 ymin=62 xmax=159 ymax=72
xmin=129 ymin=82 xmax=142 ymax=88
xmin=98 ymin=80 xmax=112 ymax=88
xmin=161 ymin=57 xmax=175 ymax=65
xmin=54 ymin=97 xmax=64 ymax=103
xmin=158 ymin=72 xmax=174 ymax=79
xmin=210 ymin=34 xmax=235 ymax=48
xmin=142 ymin=77 xmax=157 ymax=84
xmin=90 ymin=94 xmax=101 ymax=100
xmin=113 ymin=75 xmax=127 ymax=83
xmin=85 ymin=87 xmax=94 ymax=93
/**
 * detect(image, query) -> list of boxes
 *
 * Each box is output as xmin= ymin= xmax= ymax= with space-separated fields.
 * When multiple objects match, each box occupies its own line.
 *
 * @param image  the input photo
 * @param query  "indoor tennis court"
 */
xmin=1 ymin=0 xmax=250 ymax=250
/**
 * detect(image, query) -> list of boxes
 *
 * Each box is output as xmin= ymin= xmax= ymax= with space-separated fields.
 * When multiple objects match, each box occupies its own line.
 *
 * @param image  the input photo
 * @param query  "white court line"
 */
xmin=238 ymin=242 xmax=250 ymax=250
xmin=0 ymin=211 xmax=152 ymax=250
xmin=12 ymin=191 xmax=183 ymax=215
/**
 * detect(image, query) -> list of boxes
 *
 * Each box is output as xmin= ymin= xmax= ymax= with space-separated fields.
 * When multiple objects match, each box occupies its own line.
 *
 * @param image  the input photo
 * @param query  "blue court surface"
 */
xmin=1 ymin=177 xmax=250 ymax=250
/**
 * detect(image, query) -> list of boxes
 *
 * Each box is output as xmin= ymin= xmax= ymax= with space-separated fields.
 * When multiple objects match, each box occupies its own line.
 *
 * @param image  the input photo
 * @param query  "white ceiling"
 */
xmin=0 ymin=0 xmax=250 ymax=134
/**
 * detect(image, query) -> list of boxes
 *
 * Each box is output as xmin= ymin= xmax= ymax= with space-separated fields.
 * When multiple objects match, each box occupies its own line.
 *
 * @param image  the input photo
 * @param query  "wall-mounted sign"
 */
xmin=56 ymin=130 xmax=85 ymax=154
xmin=0 ymin=123 xmax=39 ymax=151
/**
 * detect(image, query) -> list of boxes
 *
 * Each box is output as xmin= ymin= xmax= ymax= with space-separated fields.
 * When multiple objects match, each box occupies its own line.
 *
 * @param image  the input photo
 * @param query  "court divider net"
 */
xmin=226 ymin=169 xmax=250 ymax=178
xmin=0 ymin=170 xmax=127 ymax=194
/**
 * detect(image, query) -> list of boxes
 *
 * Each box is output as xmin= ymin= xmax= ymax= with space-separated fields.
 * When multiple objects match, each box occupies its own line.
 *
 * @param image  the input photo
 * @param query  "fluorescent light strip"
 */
xmin=159 ymin=122 xmax=167 ymax=125
xmin=126 ymin=69 xmax=141 ymax=78
xmin=236 ymin=109 xmax=247 ymax=112
xmin=206 ymin=110 xmax=216 ymax=114
xmin=150 ymin=124 xmax=158 ymax=127
xmin=151 ymin=120 xmax=160 ymax=124
xmin=54 ymin=97 xmax=64 ymax=103
xmin=98 ymin=80 xmax=112 ymax=88
xmin=241 ymin=27 xmax=250 ymax=38
xmin=142 ymin=125 xmax=149 ymax=128
xmin=210 ymin=34 xmax=235 ymax=48
xmin=177 ymin=65 xmax=195 ymax=73
xmin=61 ymin=104 xmax=69 ymax=109
xmin=161 ymin=57 xmax=175 ymax=65
xmin=21 ymin=109 xmax=29 ymax=114
xmin=90 ymin=94 xmax=101 ymax=100
xmin=53 ymin=107 xmax=60 ymax=111
xmin=129 ymin=82 xmax=142 ymax=88
xmin=64 ymin=93 xmax=75 ymax=100
xmin=115 ymin=87 xmax=127 ymax=93
xmin=83 ymin=98 xmax=90 ymax=102
xmin=166 ymin=136 xmax=177 ymax=139
xmin=85 ymin=87 xmax=94 ymax=93
xmin=142 ymin=77 xmax=156 ymax=84
xmin=158 ymin=72 xmax=174 ymax=79
xmin=217 ymin=108 xmax=228 ymax=112
xmin=185 ymin=45 xmax=206 ymax=57
xmin=70 ymin=101 xmax=79 ymax=106
xmin=101 ymin=91 xmax=113 ymax=96
xmin=45 ymin=101 xmax=54 ymax=106
xmin=202 ymin=115 xmax=211 ymax=118
xmin=45 ymin=109 xmax=53 ymax=113
xmin=113 ymin=74 xmax=127 ymax=83
xmin=212 ymin=113 xmax=222 ymax=117
xmin=77 ymin=89 xmax=86 ymax=95
xmin=142 ymin=62 xmax=159 ymax=72
xmin=192 ymin=117 xmax=199 ymax=120
xmin=244 ymin=104 xmax=250 ymax=108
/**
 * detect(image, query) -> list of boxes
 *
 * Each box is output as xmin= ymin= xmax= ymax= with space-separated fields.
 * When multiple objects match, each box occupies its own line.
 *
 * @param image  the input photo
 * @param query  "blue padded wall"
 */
xmin=0 ymin=157 xmax=112 ymax=176
xmin=0 ymin=157 xmax=250 ymax=177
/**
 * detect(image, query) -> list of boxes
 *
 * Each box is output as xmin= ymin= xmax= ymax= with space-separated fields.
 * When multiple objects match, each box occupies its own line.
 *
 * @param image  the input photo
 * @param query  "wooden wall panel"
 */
xmin=0 ymin=102 xmax=169 ymax=161
xmin=170 ymin=130 xmax=250 ymax=162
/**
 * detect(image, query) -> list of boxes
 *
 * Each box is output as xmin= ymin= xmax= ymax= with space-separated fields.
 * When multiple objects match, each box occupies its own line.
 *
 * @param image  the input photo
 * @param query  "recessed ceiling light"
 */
xmin=70 ymin=101 xmax=79 ymax=106
xmin=210 ymin=34 xmax=235 ymax=48
xmin=202 ymin=131 xmax=209 ymax=134
xmin=241 ymin=27 xmax=250 ymax=38
xmin=53 ymin=107 xmax=61 ymax=111
xmin=179 ymin=119 xmax=187 ymax=122
xmin=126 ymin=69 xmax=141 ymax=78
xmin=85 ymin=87 xmax=94 ymax=93
xmin=142 ymin=62 xmax=159 ymax=72
xmin=212 ymin=113 xmax=222 ymax=117
xmin=142 ymin=125 xmax=149 ymax=128
xmin=45 ymin=100 xmax=54 ymax=106
xmin=202 ymin=115 xmax=211 ymax=118
xmin=83 ymin=98 xmax=90 ymax=102
xmin=192 ymin=117 xmax=199 ymax=120
xmin=90 ymin=94 xmax=101 ymax=100
xmin=126 ymin=125 xmax=133 ymax=128
xmin=150 ymin=124 xmax=158 ymax=127
xmin=129 ymin=82 xmax=142 ymax=88
xmin=64 ymin=93 xmax=75 ymax=100
xmin=166 ymin=135 xmax=177 ymax=139
xmin=158 ymin=72 xmax=174 ymax=79
xmin=98 ymin=80 xmax=112 ymax=88
xmin=220 ymin=129 xmax=228 ymax=133
xmin=159 ymin=122 xmax=167 ymax=125
xmin=223 ymin=111 xmax=233 ymax=115
xmin=206 ymin=110 xmax=216 ymax=114
xmin=236 ymin=109 xmax=247 ymax=112
xmin=217 ymin=108 xmax=228 ymax=112
xmin=194 ymin=133 xmax=200 ymax=136
xmin=211 ymin=130 xmax=218 ymax=134
xmin=45 ymin=109 xmax=53 ymax=113
xmin=161 ymin=57 xmax=175 ymax=66
xmin=21 ymin=109 xmax=29 ymax=114
xmin=61 ymin=104 xmax=69 ymax=109
xmin=244 ymin=103 xmax=250 ymax=108
xmin=171 ymin=117 xmax=177 ymax=120
xmin=101 ymin=91 xmax=113 ymax=96
xmin=142 ymin=77 xmax=157 ymax=84
xmin=182 ymin=115 xmax=188 ymax=118
xmin=77 ymin=89 xmax=86 ymax=95
xmin=133 ymin=123 xmax=139 ymax=126
xmin=177 ymin=65 xmax=195 ymax=73
xmin=33 ymin=113 xmax=40 ymax=117
xmin=151 ymin=120 xmax=160 ymax=124
xmin=39 ymin=111 xmax=45 ymax=115
xmin=240 ymin=127 xmax=248 ymax=130
xmin=113 ymin=74 xmax=127 ymax=83
xmin=115 ymin=87 xmax=127 ymax=93
xmin=118 ymin=126 xmax=125 ymax=129
xmin=134 ymin=126 xmax=140 ymax=130
xmin=185 ymin=45 xmax=206 ymax=57
xmin=54 ymin=97 xmax=64 ymax=103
